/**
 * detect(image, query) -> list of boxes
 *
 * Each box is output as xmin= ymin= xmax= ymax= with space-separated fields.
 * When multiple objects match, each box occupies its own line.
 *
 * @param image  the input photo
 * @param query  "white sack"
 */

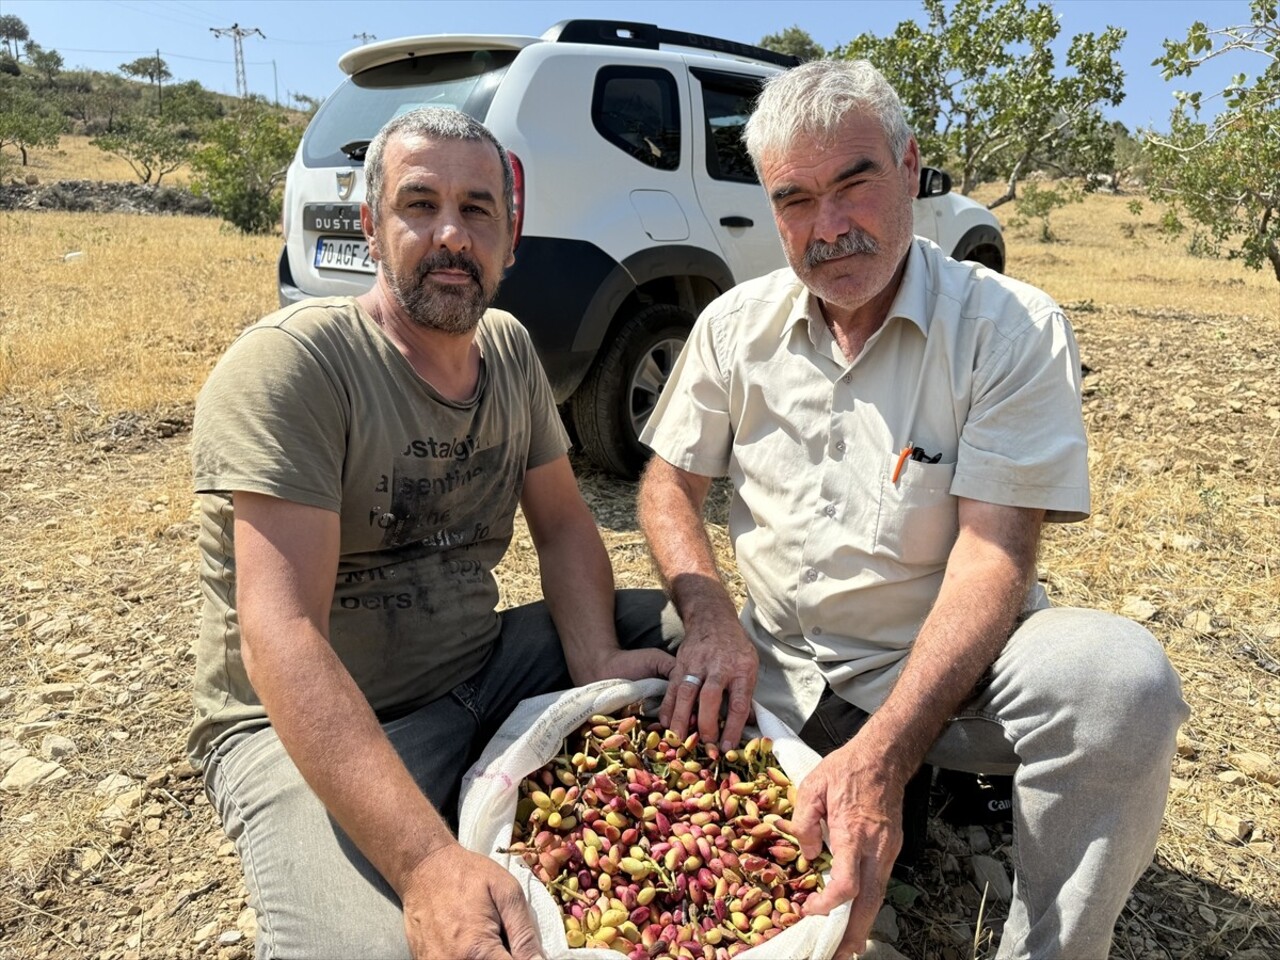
xmin=458 ymin=677 xmax=850 ymax=960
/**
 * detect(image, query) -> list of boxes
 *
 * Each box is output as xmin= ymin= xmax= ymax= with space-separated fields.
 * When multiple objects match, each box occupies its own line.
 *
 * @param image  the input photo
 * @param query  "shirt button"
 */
xmin=805 ymin=569 xmax=818 ymax=583
xmin=812 ymin=626 xmax=823 ymax=636
xmin=835 ymin=441 xmax=846 ymax=453
xmin=842 ymin=374 xmax=852 ymax=384
xmin=824 ymin=504 xmax=837 ymax=518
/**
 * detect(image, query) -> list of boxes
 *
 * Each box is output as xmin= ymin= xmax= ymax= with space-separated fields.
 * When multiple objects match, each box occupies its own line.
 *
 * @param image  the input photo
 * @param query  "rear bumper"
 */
xmin=278 ymin=247 xmax=309 ymax=308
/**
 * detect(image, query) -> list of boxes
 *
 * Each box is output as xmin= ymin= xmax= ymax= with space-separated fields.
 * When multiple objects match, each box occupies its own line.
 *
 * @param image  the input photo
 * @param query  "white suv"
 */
xmin=279 ymin=19 xmax=1006 ymax=478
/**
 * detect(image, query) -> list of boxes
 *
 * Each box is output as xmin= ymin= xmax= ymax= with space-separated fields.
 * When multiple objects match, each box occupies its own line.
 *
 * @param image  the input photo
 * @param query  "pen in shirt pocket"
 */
xmin=891 ymin=441 xmax=913 ymax=483
xmin=892 ymin=441 xmax=945 ymax=482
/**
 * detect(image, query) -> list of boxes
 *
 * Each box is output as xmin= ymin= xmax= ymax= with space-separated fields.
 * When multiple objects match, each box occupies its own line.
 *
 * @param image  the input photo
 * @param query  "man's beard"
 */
xmin=803 ymin=228 xmax=880 ymax=269
xmin=381 ymin=248 xmax=501 ymax=335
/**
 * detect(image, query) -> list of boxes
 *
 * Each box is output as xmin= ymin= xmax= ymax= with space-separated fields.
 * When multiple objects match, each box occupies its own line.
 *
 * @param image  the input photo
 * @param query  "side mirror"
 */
xmin=918 ymin=167 xmax=952 ymax=199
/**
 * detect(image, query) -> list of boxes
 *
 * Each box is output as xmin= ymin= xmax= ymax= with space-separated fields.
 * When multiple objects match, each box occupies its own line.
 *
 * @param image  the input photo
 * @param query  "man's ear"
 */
xmin=902 ymin=136 xmax=921 ymax=189
xmin=360 ymin=203 xmax=380 ymax=261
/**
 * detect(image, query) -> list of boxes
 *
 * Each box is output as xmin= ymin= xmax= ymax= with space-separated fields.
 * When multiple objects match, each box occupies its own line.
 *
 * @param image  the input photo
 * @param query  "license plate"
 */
xmin=314 ymin=236 xmax=375 ymax=274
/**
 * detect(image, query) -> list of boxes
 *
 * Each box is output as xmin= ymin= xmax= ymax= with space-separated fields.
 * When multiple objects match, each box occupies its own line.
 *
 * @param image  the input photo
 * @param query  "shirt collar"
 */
xmin=786 ymin=239 xmax=933 ymax=343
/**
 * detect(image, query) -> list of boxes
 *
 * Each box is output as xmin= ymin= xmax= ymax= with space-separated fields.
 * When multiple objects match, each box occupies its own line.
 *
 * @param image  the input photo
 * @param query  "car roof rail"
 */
xmin=542 ymin=19 xmax=800 ymax=69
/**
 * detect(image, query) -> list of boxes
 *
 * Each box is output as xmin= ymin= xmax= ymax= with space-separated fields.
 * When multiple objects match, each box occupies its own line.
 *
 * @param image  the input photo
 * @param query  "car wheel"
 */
xmin=961 ymin=243 xmax=1005 ymax=273
xmin=570 ymin=302 xmax=693 ymax=480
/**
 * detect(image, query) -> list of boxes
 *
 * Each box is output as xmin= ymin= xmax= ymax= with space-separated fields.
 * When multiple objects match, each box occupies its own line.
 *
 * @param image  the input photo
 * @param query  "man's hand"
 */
xmin=658 ymin=607 xmax=758 ymax=752
xmin=639 ymin=456 xmax=760 ymax=751
xmin=791 ymin=743 xmax=906 ymax=960
xmin=570 ymin=645 xmax=677 ymax=687
xmin=401 ymin=845 xmax=544 ymax=960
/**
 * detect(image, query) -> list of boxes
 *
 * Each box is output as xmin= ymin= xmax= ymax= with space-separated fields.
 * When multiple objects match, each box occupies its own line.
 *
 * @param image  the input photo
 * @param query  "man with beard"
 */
xmin=637 ymin=61 xmax=1188 ymax=960
xmin=189 ymin=109 xmax=677 ymax=960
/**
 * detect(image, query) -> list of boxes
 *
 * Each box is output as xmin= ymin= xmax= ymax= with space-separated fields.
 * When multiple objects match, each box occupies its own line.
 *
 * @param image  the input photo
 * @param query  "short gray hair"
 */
xmin=744 ymin=60 xmax=913 ymax=172
xmin=364 ymin=107 xmax=515 ymax=227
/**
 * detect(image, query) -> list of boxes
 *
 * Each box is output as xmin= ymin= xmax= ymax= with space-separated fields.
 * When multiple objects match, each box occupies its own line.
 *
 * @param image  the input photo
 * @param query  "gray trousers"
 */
xmin=203 ymin=589 xmax=673 ymax=960
xmin=207 ymin=601 xmax=1186 ymax=960
xmin=799 ymin=607 xmax=1189 ymax=960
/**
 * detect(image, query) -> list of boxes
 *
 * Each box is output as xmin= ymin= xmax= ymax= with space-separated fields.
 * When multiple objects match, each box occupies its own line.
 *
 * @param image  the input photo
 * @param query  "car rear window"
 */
xmin=302 ymin=49 xmax=518 ymax=167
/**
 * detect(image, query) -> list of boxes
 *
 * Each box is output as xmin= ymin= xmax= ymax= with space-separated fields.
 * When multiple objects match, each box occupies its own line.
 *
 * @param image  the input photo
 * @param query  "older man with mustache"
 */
xmin=189 ymin=108 xmax=676 ymax=960
xmin=638 ymin=60 xmax=1188 ymax=960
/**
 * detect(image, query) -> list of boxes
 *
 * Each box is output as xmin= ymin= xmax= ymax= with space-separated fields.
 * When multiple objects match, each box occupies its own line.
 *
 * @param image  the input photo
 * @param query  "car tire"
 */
xmin=570 ymin=302 xmax=693 ymax=480
xmin=960 ymin=243 xmax=1005 ymax=273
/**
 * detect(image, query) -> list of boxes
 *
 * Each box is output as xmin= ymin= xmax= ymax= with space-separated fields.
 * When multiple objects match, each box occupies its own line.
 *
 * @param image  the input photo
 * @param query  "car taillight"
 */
xmin=509 ymin=150 xmax=525 ymax=250
xmin=281 ymin=173 xmax=292 ymax=239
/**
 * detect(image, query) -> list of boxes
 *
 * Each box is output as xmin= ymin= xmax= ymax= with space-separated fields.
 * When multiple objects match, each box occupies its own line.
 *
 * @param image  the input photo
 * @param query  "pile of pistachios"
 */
xmin=506 ymin=713 xmax=830 ymax=959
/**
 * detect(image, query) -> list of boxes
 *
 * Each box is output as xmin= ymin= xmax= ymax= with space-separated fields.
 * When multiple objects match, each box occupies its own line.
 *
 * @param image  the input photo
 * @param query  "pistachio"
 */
xmin=509 ymin=712 xmax=829 ymax=957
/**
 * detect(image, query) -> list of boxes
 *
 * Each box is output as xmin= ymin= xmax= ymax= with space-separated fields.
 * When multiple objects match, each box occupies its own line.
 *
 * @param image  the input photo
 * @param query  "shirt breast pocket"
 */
xmin=873 ymin=460 xmax=958 ymax=567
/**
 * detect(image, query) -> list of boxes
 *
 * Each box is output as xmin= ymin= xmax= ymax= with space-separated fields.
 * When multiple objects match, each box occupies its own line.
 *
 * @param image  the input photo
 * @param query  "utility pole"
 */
xmin=353 ymin=32 xmax=377 ymax=44
xmin=210 ymin=23 xmax=265 ymax=98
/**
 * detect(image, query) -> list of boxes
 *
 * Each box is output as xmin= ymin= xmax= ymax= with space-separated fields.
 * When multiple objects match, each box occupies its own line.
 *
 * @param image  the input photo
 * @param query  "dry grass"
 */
xmin=970 ymin=183 xmax=1278 ymax=318
xmin=0 ymin=185 xmax=1278 ymax=960
xmin=7 ymin=135 xmax=193 ymax=187
xmin=0 ymin=211 xmax=278 ymax=410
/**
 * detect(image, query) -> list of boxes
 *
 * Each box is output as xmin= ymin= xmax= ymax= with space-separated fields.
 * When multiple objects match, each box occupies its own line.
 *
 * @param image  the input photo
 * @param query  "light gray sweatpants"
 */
xmin=800 ymin=606 xmax=1190 ymax=960
xmin=202 ymin=589 xmax=675 ymax=960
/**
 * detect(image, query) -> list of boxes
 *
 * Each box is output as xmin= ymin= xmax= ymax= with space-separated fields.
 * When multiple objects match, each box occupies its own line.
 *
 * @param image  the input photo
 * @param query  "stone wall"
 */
xmin=0 ymin=179 xmax=213 ymax=216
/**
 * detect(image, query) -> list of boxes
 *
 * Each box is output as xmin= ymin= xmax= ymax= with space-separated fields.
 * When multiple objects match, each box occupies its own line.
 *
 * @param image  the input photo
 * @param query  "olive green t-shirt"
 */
xmin=188 ymin=297 xmax=569 ymax=763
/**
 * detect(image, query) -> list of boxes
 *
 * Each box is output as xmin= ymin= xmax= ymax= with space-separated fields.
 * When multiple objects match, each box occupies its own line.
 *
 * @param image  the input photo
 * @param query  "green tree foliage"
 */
xmin=64 ymin=72 xmax=140 ymax=134
xmin=91 ymin=112 xmax=195 ymax=186
xmin=759 ymin=25 xmax=825 ymax=62
xmin=837 ymin=0 xmax=1125 ymax=209
xmin=163 ymin=80 xmax=223 ymax=126
xmin=189 ymin=97 xmax=301 ymax=233
xmin=120 ymin=55 xmax=171 ymax=87
xmin=1145 ymin=0 xmax=1280 ymax=281
xmin=24 ymin=41 xmax=63 ymax=87
xmin=89 ymin=79 xmax=221 ymax=186
xmin=1007 ymin=179 xmax=1080 ymax=241
xmin=290 ymin=91 xmax=323 ymax=118
xmin=120 ymin=55 xmax=171 ymax=111
xmin=0 ymin=75 xmax=65 ymax=168
xmin=1109 ymin=121 xmax=1151 ymax=185
xmin=0 ymin=14 xmax=28 ymax=60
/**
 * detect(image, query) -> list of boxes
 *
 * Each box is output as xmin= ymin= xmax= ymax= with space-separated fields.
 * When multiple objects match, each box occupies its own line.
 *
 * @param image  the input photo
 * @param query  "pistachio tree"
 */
xmin=837 ymin=0 xmax=1125 ymax=209
xmin=1145 ymin=0 xmax=1280 ymax=281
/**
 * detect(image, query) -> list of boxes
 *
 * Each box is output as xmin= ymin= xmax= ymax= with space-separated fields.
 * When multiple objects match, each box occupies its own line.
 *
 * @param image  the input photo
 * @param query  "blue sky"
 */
xmin=2 ymin=0 xmax=1260 ymax=131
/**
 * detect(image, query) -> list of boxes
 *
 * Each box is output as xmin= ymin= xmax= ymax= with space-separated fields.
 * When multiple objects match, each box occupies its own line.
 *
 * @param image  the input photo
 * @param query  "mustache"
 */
xmin=804 ymin=230 xmax=879 ymax=269
xmin=415 ymin=250 xmax=482 ymax=285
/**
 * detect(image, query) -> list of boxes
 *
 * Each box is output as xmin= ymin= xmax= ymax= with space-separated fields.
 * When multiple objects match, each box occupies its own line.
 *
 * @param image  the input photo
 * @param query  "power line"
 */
xmin=105 ymin=0 xmax=215 ymax=32
xmin=59 ymin=46 xmax=272 ymax=66
xmin=164 ymin=0 xmax=229 ymax=26
xmin=210 ymin=23 xmax=265 ymax=98
xmin=259 ymin=37 xmax=352 ymax=47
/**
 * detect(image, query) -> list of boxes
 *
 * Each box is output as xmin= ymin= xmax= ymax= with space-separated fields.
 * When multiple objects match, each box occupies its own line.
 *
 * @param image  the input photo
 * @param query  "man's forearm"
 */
xmin=862 ymin=561 xmax=1028 ymax=780
xmin=244 ymin=624 xmax=455 ymax=898
xmin=535 ymin=509 xmax=623 ymax=676
xmin=637 ymin=459 xmax=736 ymax=626
xmin=858 ymin=505 xmax=1043 ymax=784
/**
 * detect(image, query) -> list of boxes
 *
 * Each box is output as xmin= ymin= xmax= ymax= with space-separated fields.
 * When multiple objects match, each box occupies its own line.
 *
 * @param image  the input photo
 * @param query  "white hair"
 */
xmin=744 ymin=60 xmax=913 ymax=171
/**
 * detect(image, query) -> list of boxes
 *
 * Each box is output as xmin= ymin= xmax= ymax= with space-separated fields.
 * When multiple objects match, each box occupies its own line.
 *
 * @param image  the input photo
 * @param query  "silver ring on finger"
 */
xmin=681 ymin=673 xmax=704 ymax=687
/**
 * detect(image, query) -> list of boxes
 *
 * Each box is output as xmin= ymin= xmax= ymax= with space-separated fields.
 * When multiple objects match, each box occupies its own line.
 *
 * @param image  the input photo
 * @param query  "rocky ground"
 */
xmin=1 ymin=214 xmax=1278 ymax=958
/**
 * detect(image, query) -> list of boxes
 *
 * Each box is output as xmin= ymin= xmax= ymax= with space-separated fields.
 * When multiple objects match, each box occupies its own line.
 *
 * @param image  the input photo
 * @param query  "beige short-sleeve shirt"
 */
xmin=642 ymin=239 xmax=1089 ymax=730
